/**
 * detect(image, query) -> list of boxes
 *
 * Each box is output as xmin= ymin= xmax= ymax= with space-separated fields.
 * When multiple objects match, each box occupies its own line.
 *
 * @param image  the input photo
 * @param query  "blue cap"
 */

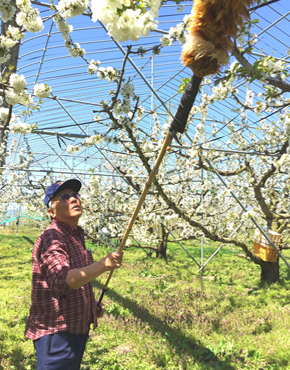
xmin=44 ymin=179 xmax=81 ymax=208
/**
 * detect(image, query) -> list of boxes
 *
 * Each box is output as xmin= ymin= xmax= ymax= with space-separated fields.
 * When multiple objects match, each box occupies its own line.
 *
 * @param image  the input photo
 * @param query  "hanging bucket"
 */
xmin=252 ymin=229 xmax=281 ymax=262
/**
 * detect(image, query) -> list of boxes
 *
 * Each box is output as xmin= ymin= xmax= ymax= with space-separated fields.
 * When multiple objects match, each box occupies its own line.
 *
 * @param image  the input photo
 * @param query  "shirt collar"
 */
xmin=52 ymin=219 xmax=84 ymax=235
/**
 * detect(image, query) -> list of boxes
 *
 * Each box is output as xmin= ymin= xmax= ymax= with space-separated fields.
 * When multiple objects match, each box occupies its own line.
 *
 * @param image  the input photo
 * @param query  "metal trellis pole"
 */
xmin=198 ymin=221 xmax=245 ymax=272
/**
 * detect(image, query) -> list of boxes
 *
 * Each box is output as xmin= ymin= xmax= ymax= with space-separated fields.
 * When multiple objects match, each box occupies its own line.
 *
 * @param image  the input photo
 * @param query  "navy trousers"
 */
xmin=33 ymin=332 xmax=89 ymax=370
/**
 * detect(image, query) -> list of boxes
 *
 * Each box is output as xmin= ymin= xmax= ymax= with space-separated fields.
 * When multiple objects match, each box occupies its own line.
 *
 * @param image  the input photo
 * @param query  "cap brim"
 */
xmin=52 ymin=179 xmax=82 ymax=199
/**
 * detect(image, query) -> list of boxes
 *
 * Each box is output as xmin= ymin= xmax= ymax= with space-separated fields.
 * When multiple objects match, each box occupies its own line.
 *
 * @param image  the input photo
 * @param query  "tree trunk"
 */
xmin=156 ymin=240 xmax=167 ymax=258
xmin=156 ymin=224 xmax=168 ymax=259
xmin=260 ymin=259 xmax=279 ymax=283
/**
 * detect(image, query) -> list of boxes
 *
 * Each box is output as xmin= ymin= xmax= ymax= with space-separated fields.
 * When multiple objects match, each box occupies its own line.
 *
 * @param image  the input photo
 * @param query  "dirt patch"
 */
xmin=0 ymin=229 xmax=11 ymax=235
xmin=113 ymin=344 xmax=135 ymax=354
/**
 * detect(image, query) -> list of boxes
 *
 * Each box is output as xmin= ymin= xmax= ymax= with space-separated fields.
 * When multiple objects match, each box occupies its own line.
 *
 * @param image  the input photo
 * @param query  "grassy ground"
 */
xmin=1 ymin=227 xmax=290 ymax=369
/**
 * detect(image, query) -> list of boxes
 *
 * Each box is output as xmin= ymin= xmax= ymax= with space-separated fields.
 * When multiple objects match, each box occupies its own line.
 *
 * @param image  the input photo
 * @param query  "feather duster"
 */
xmin=182 ymin=0 xmax=260 ymax=77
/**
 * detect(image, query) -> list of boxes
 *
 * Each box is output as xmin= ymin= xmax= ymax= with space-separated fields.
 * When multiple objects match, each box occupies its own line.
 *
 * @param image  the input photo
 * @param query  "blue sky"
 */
xmin=2 ymin=0 xmax=290 ymax=184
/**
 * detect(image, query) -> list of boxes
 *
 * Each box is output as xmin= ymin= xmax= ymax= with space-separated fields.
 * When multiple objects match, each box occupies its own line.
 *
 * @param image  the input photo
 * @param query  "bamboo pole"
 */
xmin=97 ymin=131 xmax=172 ymax=305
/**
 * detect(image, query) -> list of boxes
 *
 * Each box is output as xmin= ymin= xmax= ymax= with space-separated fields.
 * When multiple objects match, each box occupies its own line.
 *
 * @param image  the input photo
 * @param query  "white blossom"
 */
xmin=56 ymin=0 xmax=89 ymax=18
xmin=5 ymin=88 xmax=32 ymax=106
xmin=148 ymin=0 xmax=161 ymax=17
xmin=67 ymin=144 xmax=81 ymax=154
xmin=97 ymin=66 xmax=118 ymax=83
xmin=87 ymin=59 xmax=100 ymax=75
xmin=88 ymin=64 xmax=97 ymax=75
xmin=33 ymin=83 xmax=51 ymax=98
xmin=237 ymin=32 xmax=246 ymax=46
xmin=196 ymin=123 xmax=205 ymax=134
xmin=10 ymin=120 xmax=33 ymax=134
xmin=54 ymin=15 xmax=73 ymax=40
xmin=65 ymin=41 xmax=85 ymax=58
xmin=0 ymin=0 xmax=17 ymax=21
xmin=91 ymin=0 xmax=159 ymax=42
xmin=244 ymin=89 xmax=254 ymax=107
xmin=97 ymin=67 xmax=106 ymax=80
xmin=254 ymin=101 xmax=265 ymax=115
xmin=113 ymin=100 xmax=122 ymax=115
xmin=168 ymin=21 xmax=187 ymax=44
xmin=5 ymin=38 xmax=18 ymax=48
xmin=83 ymin=134 xmax=103 ymax=146
xmin=276 ymin=153 xmax=290 ymax=168
xmin=10 ymin=73 xmax=26 ymax=93
xmin=160 ymin=34 xmax=172 ymax=47
xmin=16 ymin=8 xmax=44 ymax=33
xmin=120 ymin=82 xmax=134 ymax=98
xmin=16 ymin=0 xmax=32 ymax=13
xmin=284 ymin=117 xmax=290 ymax=138
xmin=0 ymin=107 xmax=10 ymax=123
xmin=5 ymin=88 xmax=21 ymax=106
xmin=142 ymin=141 xmax=155 ymax=153
xmin=0 ymin=35 xmax=11 ymax=63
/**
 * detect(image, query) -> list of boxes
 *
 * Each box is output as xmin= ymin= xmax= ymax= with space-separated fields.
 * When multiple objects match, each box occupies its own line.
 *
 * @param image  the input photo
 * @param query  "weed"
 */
xmin=140 ymin=269 xmax=159 ymax=278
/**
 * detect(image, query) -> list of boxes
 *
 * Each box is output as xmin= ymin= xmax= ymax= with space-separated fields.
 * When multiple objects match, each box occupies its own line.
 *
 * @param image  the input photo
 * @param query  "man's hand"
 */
xmin=96 ymin=302 xmax=104 ymax=318
xmin=102 ymin=252 xmax=123 ymax=271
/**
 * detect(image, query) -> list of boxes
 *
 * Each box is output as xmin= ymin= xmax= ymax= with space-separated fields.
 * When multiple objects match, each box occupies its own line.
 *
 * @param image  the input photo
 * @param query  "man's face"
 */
xmin=48 ymin=188 xmax=82 ymax=226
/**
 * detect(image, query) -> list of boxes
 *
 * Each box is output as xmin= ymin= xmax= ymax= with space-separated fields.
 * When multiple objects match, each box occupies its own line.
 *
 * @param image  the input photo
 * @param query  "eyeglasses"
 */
xmin=55 ymin=192 xmax=81 ymax=202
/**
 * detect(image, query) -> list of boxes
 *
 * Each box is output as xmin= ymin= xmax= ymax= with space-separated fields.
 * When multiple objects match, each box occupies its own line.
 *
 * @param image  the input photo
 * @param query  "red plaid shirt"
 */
xmin=25 ymin=219 xmax=98 ymax=340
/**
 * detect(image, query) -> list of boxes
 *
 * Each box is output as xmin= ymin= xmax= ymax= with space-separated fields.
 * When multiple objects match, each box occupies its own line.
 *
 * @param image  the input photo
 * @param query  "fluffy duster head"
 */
xmin=182 ymin=0 xmax=260 ymax=77
xmin=182 ymin=31 xmax=229 ymax=77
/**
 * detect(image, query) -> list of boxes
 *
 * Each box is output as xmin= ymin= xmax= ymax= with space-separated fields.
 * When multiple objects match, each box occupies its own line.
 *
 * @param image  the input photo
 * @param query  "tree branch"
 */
xmin=197 ymin=154 xmax=248 ymax=176
xmin=151 ymin=176 xmax=261 ymax=263
xmin=109 ymin=45 xmax=132 ymax=109
xmin=232 ymin=46 xmax=290 ymax=92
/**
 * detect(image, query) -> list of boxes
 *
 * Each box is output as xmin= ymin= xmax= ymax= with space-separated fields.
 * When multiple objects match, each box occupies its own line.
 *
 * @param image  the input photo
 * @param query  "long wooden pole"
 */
xmin=97 ymin=131 xmax=172 ymax=305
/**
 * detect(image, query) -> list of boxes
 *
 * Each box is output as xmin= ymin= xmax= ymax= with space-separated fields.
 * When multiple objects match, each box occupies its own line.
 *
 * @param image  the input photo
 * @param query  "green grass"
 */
xmin=1 ymin=230 xmax=290 ymax=369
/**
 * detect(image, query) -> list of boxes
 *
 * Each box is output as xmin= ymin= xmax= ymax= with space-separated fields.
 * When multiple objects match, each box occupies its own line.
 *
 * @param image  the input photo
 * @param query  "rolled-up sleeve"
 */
xmin=38 ymin=238 xmax=72 ymax=295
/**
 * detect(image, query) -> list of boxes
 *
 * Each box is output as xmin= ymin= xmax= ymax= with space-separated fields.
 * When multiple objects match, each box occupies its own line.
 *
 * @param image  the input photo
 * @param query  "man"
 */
xmin=25 ymin=179 xmax=123 ymax=370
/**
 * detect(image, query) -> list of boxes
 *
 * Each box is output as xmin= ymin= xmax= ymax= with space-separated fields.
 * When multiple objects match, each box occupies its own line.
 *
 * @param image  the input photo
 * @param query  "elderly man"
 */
xmin=25 ymin=179 xmax=123 ymax=370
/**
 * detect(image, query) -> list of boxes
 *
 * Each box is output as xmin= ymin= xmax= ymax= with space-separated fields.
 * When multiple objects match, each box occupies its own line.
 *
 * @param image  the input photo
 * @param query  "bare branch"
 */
xmin=125 ymin=244 xmax=157 ymax=251
xmin=109 ymin=45 xmax=132 ymax=109
xmin=197 ymin=154 xmax=248 ymax=176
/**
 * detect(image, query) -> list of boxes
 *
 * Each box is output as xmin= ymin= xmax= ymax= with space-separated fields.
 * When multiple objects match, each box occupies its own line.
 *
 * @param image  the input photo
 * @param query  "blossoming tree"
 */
xmin=1 ymin=0 xmax=290 ymax=284
xmin=68 ymin=16 xmax=290 ymax=283
xmin=80 ymin=57 xmax=290 ymax=283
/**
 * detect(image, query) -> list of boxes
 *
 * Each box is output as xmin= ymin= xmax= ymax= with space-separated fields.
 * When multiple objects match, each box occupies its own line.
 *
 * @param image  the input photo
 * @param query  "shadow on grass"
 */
xmin=93 ymin=281 xmax=236 ymax=370
xmin=1 ymin=275 xmax=17 ymax=280
xmin=23 ymin=236 xmax=35 ymax=245
xmin=4 ymin=344 xmax=36 ymax=370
